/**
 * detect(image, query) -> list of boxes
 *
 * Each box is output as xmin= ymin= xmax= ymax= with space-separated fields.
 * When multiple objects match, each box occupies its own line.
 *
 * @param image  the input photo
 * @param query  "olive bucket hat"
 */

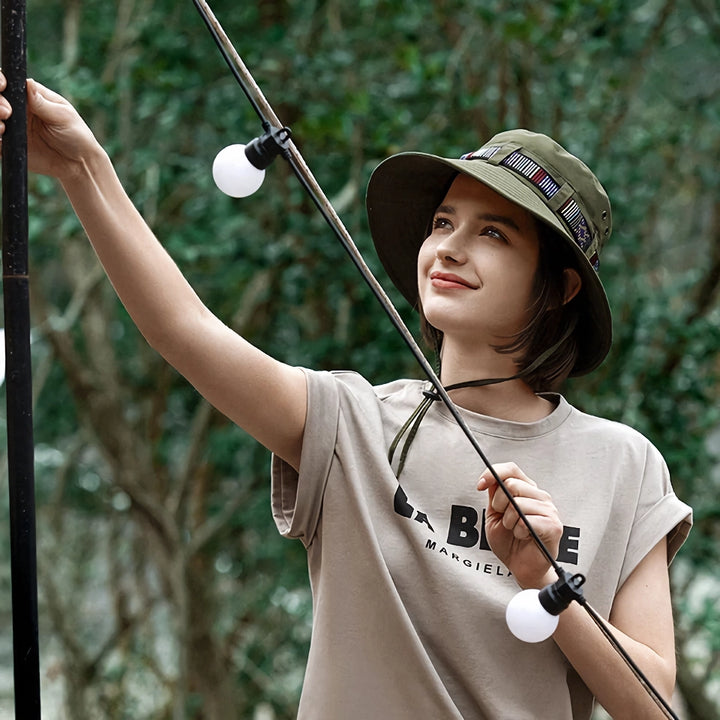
xmin=366 ymin=129 xmax=613 ymax=376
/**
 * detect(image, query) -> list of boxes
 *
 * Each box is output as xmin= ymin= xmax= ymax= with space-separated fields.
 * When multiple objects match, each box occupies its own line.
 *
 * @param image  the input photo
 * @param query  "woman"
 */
xmin=0 ymin=75 xmax=691 ymax=719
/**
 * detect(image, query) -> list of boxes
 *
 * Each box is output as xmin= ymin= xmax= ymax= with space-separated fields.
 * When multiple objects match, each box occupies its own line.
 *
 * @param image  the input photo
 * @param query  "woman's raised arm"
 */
xmin=0 ymin=75 xmax=307 ymax=469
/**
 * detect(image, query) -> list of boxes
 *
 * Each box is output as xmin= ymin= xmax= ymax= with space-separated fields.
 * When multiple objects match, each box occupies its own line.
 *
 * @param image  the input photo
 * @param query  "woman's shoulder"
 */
xmin=306 ymin=369 xmax=424 ymax=414
xmin=560 ymin=396 xmax=664 ymax=459
xmin=316 ymin=369 xmax=423 ymax=398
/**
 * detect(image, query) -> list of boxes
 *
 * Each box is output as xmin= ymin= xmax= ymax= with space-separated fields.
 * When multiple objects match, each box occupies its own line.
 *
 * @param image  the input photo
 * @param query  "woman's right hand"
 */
xmin=0 ymin=72 xmax=101 ymax=183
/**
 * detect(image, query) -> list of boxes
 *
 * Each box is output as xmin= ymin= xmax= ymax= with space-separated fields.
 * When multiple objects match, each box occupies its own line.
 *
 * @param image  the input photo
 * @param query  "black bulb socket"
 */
xmin=538 ymin=570 xmax=586 ymax=616
xmin=244 ymin=126 xmax=292 ymax=170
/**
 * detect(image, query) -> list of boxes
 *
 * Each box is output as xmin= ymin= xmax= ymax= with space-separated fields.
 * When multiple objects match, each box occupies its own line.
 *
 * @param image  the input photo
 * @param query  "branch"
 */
xmin=187 ymin=482 xmax=252 ymax=556
xmin=34 ymin=280 xmax=181 ymax=554
xmin=168 ymin=397 xmax=214 ymax=517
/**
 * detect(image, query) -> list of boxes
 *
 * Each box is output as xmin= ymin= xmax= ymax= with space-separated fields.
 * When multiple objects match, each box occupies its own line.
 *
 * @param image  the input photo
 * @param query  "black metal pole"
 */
xmin=1 ymin=0 xmax=42 ymax=717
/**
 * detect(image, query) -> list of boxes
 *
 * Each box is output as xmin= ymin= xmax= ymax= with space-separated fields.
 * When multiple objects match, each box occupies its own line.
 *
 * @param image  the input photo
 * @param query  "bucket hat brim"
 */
xmin=366 ymin=152 xmax=612 ymax=376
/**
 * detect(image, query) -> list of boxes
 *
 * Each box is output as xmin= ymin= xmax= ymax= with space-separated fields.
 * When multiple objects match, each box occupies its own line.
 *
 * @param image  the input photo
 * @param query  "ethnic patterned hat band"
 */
xmin=460 ymin=142 xmax=604 ymax=272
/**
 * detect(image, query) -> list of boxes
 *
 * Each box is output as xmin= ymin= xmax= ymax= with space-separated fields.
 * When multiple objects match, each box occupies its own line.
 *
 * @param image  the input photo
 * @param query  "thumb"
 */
xmin=27 ymin=78 xmax=71 ymax=120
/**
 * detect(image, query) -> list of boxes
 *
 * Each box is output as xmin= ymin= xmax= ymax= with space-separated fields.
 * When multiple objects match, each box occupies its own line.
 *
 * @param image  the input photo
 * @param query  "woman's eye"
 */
xmin=432 ymin=216 xmax=452 ymax=231
xmin=483 ymin=226 xmax=508 ymax=242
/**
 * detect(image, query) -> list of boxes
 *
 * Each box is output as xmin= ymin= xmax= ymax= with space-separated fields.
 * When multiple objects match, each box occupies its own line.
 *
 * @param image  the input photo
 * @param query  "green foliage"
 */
xmin=0 ymin=0 xmax=717 ymax=718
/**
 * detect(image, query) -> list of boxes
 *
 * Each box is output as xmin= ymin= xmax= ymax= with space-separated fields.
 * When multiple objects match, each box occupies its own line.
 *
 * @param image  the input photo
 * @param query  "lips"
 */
xmin=429 ymin=271 xmax=478 ymax=290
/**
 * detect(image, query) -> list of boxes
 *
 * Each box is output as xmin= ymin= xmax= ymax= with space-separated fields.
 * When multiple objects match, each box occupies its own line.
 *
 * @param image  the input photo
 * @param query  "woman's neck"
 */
xmin=439 ymin=343 xmax=555 ymax=422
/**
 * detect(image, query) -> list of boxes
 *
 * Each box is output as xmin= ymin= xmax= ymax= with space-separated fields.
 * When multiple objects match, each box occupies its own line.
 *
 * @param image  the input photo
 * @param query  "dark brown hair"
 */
xmin=419 ymin=221 xmax=581 ymax=392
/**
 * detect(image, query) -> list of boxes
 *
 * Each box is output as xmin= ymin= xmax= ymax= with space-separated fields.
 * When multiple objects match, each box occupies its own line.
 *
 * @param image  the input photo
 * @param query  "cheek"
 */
xmin=506 ymin=263 xmax=541 ymax=319
xmin=417 ymin=236 xmax=435 ymax=263
xmin=416 ymin=240 xmax=435 ymax=286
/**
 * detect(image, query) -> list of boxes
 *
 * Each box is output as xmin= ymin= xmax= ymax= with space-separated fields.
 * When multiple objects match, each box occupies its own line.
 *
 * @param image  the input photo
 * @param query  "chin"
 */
xmin=424 ymin=315 xmax=470 ymax=342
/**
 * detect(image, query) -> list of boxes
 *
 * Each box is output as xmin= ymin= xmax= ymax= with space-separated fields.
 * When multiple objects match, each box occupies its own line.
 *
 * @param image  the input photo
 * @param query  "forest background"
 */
xmin=0 ymin=0 xmax=718 ymax=718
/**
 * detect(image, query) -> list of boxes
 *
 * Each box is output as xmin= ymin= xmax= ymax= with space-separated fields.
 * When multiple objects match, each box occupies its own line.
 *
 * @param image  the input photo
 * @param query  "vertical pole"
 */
xmin=1 ymin=0 xmax=41 ymax=717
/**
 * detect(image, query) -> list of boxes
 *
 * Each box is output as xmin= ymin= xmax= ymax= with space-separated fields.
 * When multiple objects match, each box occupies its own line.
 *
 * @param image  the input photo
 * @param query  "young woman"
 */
xmin=0 ymin=75 xmax=691 ymax=719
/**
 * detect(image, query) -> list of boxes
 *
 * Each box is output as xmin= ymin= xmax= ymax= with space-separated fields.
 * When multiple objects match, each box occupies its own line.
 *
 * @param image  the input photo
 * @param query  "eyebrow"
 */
xmin=435 ymin=204 xmax=522 ymax=233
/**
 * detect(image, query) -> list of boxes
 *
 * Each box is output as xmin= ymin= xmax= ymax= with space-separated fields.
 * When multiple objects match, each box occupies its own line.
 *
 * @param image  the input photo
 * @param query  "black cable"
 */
xmin=582 ymin=601 xmax=678 ymax=719
xmin=192 ymin=0 xmax=270 ymax=132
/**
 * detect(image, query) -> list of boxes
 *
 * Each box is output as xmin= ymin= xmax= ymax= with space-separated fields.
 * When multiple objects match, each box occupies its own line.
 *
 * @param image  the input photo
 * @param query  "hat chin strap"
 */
xmin=388 ymin=320 xmax=576 ymax=479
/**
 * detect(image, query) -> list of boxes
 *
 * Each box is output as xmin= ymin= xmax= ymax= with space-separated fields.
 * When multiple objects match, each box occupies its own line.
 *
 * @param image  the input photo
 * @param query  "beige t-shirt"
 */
xmin=272 ymin=370 xmax=692 ymax=720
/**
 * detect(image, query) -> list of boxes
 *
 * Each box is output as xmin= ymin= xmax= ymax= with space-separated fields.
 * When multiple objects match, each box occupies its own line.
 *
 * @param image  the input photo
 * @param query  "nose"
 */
xmin=434 ymin=228 xmax=469 ymax=265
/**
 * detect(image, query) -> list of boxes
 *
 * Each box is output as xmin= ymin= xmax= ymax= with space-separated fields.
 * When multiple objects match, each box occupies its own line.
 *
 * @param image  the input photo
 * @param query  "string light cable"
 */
xmin=191 ymin=2 xmax=679 ymax=717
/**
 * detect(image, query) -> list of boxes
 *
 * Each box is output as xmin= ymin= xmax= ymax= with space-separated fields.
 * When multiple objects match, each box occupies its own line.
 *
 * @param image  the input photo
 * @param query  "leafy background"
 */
xmin=0 ymin=0 xmax=718 ymax=718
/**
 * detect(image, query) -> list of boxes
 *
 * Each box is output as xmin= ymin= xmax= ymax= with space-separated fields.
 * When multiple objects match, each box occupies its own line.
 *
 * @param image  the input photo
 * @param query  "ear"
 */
xmin=562 ymin=268 xmax=582 ymax=304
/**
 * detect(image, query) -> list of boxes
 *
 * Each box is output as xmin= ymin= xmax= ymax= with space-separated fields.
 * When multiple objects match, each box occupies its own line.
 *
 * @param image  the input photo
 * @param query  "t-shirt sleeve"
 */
xmin=619 ymin=442 xmax=693 ymax=588
xmin=271 ymin=368 xmax=340 ymax=548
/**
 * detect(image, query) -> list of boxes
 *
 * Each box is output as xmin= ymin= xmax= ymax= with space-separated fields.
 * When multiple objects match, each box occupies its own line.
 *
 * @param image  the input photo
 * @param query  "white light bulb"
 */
xmin=212 ymin=144 xmax=266 ymax=197
xmin=505 ymin=589 xmax=559 ymax=643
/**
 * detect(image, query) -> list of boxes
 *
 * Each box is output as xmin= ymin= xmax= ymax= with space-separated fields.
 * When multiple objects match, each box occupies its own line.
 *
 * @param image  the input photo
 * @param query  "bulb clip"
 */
xmin=244 ymin=126 xmax=292 ymax=170
xmin=538 ymin=570 xmax=586 ymax=616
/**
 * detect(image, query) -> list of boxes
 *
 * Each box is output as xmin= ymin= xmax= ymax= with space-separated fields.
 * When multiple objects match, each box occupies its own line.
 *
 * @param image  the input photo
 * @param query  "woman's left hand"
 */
xmin=477 ymin=462 xmax=563 ymax=588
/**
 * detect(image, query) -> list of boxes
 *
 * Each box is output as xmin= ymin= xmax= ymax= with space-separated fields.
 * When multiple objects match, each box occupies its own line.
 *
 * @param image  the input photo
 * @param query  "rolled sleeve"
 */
xmin=271 ymin=369 xmax=341 ymax=547
xmin=619 ymin=444 xmax=693 ymax=588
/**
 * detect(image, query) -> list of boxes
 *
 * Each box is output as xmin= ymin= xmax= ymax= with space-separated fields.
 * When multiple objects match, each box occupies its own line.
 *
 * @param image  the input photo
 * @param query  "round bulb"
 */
xmin=506 ymin=589 xmax=559 ymax=643
xmin=212 ymin=144 xmax=266 ymax=197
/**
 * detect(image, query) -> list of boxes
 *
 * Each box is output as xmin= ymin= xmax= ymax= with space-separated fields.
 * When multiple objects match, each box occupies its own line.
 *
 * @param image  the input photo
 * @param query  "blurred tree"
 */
xmin=0 ymin=0 xmax=717 ymax=718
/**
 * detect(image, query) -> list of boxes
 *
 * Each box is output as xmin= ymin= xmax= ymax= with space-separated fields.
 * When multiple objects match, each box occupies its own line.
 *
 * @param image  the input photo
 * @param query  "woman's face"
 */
xmin=417 ymin=174 xmax=541 ymax=347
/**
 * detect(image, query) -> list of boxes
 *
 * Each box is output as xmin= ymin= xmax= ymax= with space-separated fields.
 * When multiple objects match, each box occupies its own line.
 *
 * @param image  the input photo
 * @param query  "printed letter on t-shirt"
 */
xmin=447 ymin=505 xmax=480 ymax=548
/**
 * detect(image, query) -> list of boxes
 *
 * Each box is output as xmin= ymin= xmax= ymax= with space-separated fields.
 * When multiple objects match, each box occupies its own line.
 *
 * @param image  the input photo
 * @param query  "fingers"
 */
xmin=0 ymin=100 xmax=9 ymax=144
xmin=0 ymin=71 xmax=11 ymax=128
xmin=497 ymin=492 xmax=557 ymax=540
xmin=0 ymin=75 xmax=64 ymax=117
xmin=477 ymin=462 xmax=559 ymax=538
xmin=490 ymin=476 xmax=546 ymax=515
xmin=477 ymin=461 xmax=535 ymax=492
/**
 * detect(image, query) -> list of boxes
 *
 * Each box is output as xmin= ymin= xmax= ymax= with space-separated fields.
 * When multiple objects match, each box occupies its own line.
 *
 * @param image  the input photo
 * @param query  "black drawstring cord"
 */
xmin=388 ymin=375 xmax=519 ymax=478
xmin=388 ymin=320 xmax=577 ymax=478
xmin=387 ymin=393 xmax=434 ymax=477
